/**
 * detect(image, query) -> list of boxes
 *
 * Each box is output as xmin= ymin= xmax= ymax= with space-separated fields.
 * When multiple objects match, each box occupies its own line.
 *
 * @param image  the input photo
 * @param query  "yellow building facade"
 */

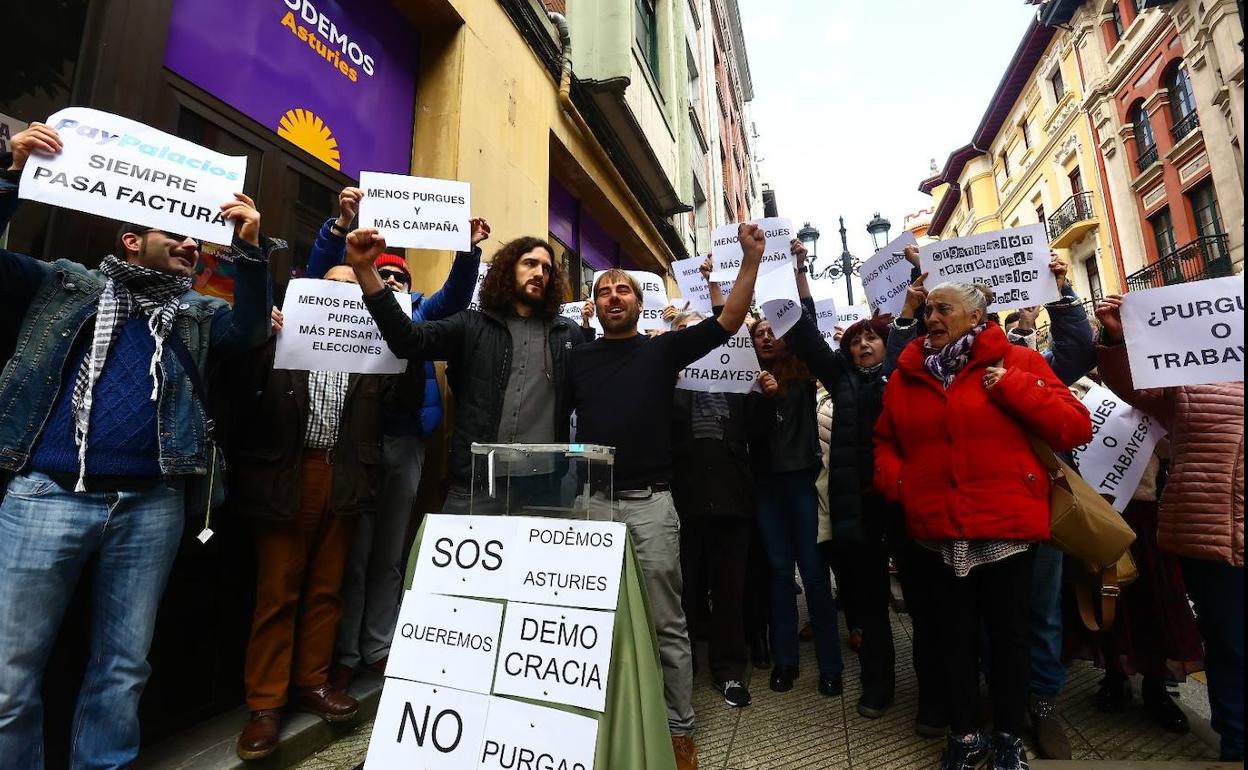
xmin=921 ymin=19 xmax=1122 ymax=302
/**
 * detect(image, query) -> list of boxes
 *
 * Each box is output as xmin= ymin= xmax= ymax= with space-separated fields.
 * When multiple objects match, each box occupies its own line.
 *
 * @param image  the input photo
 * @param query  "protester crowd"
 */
xmin=0 ymin=122 xmax=1242 ymax=770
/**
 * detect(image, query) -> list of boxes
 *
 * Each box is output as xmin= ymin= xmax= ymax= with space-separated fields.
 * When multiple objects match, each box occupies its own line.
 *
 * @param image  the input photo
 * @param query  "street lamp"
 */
xmin=811 ymin=216 xmax=862 ymax=305
xmin=866 ymin=212 xmax=892 ymax=251
xmin=797 ymin=221 xmax=820 ymax=268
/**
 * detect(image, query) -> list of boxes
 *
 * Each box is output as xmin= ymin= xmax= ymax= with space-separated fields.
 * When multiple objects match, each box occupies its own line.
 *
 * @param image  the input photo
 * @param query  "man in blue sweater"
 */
xmin=0 ymin=123 xmax=272 ymax=769
xmin=303 ymin=186 xmax=487 ymax=690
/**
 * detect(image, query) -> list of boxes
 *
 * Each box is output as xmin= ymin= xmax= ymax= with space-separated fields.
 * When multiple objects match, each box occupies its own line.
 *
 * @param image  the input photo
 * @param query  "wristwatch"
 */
xmin=329 ymin=221 xmax=349 ymax=237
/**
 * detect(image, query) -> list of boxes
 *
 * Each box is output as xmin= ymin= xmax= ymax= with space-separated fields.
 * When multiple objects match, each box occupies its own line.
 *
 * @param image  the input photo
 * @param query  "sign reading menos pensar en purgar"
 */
xmin=164 ymin=0 xmax=418 ymax=180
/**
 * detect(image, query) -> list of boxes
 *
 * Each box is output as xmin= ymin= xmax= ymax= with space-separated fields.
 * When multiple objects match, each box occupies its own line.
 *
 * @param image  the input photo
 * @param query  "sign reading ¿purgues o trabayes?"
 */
xmin=1120 ymin=275 xmax=1245 ymax=389
xmin=19 ymin=107 xmax=247 ymax=244
xmin=358 ymin=171 xmax=472 ymax=252
xmin=492 ymin=602 xmax=616 ymax=712
xmin=676 ymin=327 xmax=759 ymax=394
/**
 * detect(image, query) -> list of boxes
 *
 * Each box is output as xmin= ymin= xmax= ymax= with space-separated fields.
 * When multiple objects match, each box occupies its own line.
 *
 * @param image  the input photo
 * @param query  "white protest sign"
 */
xmin=467 ymin=261 xmax=491 ymax=312
xmin=411 ymin=515 xmax=516 ymax=601
xmin=919 ymin=224 xmax=1059 ymax=311
xmin=710 ymin=217 xmax=794 ymax=282
xmin=507 ymin=518 xmax=626 ymax=610
xmin=755 ymin=264 xmax=802 ymax=338
xmin=493 ymin=602 xmax=616 ymax=712
xmin=387 ymin=591 xmax=504 ymax=694
xmin=672 ymin=255 xmax=713 ymax=313
xmin=861 ymin=231 xmax=918 ymax=316
xmin=560 ymin=301 xmax=601 ymax=335
xmin=592 ymin=269 xmax=669 ymax=332
xmin=813 ymin=297 xmax=839 ymax=344
xmin=479 ymin=697 xmax=598 ymax=770
xmin=275 ymin=279 xmax=412 ymax=374
xmin=358 ymin=171 xmax=471 ymax=252
xmin=1120 ymin=275 xmax=1245 ymax=389
xmin=18 ymin=107 xmax=246 ymax=244
xmin=364 ymin=679 xmax=488 ymax=770
xmin=676 ymin=327 xmax=760 ymax=394
xmin=1071 ymin=385 xmax=1168 ymax=511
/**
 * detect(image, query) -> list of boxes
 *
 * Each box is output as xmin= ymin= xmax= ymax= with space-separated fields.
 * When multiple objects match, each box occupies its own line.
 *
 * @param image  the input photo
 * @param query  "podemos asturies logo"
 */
xmin=278 ymin=0 xmax=377 ymax=83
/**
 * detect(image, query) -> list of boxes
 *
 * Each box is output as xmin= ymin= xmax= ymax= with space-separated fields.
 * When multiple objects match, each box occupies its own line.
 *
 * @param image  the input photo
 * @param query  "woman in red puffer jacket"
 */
xmin=874 ymin=281 xmax=1091 ymax=770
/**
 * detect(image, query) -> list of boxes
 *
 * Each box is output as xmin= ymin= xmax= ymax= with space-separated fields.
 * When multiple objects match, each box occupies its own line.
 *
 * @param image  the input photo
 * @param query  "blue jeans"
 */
xmin=0 ymin=471 xmax=184 ymax=770
xmin=1029 ymin=543 xmax=1066 ymax=698
xmin=755 ymin=468 xmax=842 ymax=676
xmin=1180 ymin=558 xmax=1244 ymax=761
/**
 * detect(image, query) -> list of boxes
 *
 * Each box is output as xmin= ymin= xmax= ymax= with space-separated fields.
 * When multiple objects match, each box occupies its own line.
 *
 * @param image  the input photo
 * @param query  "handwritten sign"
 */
xmin=275 ymin=279 xmax=412 ymax=374
xmin=358 ymin=171 xmax=471 ymax=251
xmin=592 ymin=269 xmax=669 ymax=332
xmin=410 ymin=516 xmax=516 ymax=600
xmin=755 ymin=263 xmax=802 ymax=338
xmin=672 ymin=255 xmax=713 ymax=313
xmin=507 ymin=519 xmax=626 ymax=610
xmin=492 ymin=602 xmax=616 ymax=712
xmin=677 ymin=327 xmax=759 ymax=394
xmin=364 ymin=679 xmax=488 ymax=770
xmin=387 ymin=591 xmax=504 ymax=694
xmin=479 ymin=697 xmax=598 ymax=770
xmin=711 ymin=217 xmax=794 ymax=282
xmin=1120 ymin=275 xmax=1245 ymax=389
xmin=919 ymin=224 xmax=1058 ymax=311
xmin=861 ymin=231 xmax=918 ymax=316
xmin=1071 ymin=385 xmax=1168 ymax=511
xmin=18 ymin=107 xmax=246 ymax=243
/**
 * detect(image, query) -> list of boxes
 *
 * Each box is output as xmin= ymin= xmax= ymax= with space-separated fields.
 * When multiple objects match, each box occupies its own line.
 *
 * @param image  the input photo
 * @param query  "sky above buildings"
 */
xmin=738 ymin=0 xmax=1038 ymax=304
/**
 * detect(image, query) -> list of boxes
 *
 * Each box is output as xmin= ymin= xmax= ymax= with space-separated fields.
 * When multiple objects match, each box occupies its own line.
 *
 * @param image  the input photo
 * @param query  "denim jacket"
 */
xmin=0 ymin=178 xmax=273 ymax=477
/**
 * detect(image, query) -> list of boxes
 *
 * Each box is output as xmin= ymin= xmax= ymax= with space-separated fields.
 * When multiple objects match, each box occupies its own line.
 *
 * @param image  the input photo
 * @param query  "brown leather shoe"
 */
xmin=237 ymin=709 xmax=282 ymax=760
xmin=294 ymin=683 xmax=359 ymax=722
xmin=672 ymin=734 xmax=699 ymax=770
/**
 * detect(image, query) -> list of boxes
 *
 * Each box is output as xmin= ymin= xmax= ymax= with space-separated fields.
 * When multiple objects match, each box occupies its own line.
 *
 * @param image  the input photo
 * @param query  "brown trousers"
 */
xmin=244 ymin=451 xmax=355 ymax=711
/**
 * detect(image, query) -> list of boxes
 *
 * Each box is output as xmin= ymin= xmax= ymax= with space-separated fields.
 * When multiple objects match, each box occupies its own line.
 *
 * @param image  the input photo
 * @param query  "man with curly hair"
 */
xmin=347 ymin=229 xmax=591 ymax=512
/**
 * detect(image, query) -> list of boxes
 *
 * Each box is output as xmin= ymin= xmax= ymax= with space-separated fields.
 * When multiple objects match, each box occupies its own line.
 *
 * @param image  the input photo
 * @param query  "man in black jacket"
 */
xmin=347 ymin=230 xmax=589 ymax=511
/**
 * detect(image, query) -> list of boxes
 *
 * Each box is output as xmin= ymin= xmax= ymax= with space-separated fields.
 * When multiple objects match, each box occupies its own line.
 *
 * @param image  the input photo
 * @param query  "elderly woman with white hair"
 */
xmin=874 ymin=281 xmax=1092 ymax=770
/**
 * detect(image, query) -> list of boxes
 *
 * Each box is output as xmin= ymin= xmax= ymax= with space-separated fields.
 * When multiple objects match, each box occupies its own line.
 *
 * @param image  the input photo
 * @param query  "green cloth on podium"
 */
xmin=403 ymin=522 xmax=678 ymax=770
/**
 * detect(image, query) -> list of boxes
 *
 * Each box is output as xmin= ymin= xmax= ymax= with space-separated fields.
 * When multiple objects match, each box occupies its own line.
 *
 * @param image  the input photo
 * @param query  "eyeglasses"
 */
xmin=378 ymin=268 xmax=410 ymax=284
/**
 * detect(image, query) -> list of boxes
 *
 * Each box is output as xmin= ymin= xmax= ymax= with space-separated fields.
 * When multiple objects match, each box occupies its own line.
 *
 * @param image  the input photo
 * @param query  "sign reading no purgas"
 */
xmin=677 ymin=327 xmax=759 ymax=394
xmin=919 ymin=224 xmax=1059 ymax=311
xmin=275 ymin=279 xmax=411 ymax=374
xmin=493 ymin=602 xmax=616 ymax=712
xmin=1120 ymin=275 xmax=1245 ymax=389
xmin=479 ymin=697 xmax=598 ymax=770
xmin=358 ymin=171 xmax=471 ymax=252
xmin=388 ymin=591 xmax=504 ymax=694
xmin=365 ymin=679 xmax=489 ymax=770
xmin=18 ymin=107 xmax=246 ymax=244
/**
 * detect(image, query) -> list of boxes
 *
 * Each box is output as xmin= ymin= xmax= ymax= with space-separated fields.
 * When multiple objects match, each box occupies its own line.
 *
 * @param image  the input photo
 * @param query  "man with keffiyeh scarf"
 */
xmin=0 ymin=122 xmax=273 ymax=770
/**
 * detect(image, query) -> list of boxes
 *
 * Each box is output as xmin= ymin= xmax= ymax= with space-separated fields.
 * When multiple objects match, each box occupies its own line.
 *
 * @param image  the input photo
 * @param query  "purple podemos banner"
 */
xmin=164 ymin=0 xmax=418 ymax=179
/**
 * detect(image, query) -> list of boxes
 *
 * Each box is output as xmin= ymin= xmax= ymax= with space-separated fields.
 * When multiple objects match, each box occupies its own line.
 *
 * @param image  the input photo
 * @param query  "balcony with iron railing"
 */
xmin=1171 ymin=110 xmax=1200 ymax=143
xmin=1125 ymin=233 xmax=1234 ymax=292
xmin=1135 ymin=143 xmax=1160 ymax=173
xmin=1047 ymin=191 xmax=1098 ymax=248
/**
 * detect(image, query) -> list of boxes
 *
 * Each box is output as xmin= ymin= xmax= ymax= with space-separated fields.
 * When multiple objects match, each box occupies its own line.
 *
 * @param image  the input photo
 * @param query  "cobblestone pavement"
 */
xmin=291 ymin=606 xmax=1219 ymax=769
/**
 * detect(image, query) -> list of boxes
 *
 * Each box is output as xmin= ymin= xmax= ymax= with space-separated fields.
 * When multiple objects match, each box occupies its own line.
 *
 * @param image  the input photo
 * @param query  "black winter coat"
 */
xmin=363 ymin=290 xmax=591 ymax=485
xmin=671 ymin=389 xmax=755 ymax=518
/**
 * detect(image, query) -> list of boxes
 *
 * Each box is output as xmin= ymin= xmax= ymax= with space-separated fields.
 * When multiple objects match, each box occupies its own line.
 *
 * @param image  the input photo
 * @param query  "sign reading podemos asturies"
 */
xmin=366 ymin=514 xmax=622 ymax=769
xmin=18 ymin=108 xmax=247 ymax=244
xmin=275 ymin=279 xmax=412 ymax=374
xmin=1120 ymin=275 xmax=1245 ymax=389
xmin=919 ymin=224 xmax=1059 ymax=311
xmin=358 ymin=171 xmax=472 ymax=252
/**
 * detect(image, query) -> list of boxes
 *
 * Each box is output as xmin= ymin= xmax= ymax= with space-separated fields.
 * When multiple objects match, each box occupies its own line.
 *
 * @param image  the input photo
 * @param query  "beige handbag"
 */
xmin=1026 ymin=434 xmax=1138 ymax=632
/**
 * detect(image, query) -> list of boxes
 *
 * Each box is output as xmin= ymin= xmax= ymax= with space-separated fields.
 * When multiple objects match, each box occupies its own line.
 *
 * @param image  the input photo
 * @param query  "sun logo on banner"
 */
xmin=277 ymin=108 xmax=341 ymax=170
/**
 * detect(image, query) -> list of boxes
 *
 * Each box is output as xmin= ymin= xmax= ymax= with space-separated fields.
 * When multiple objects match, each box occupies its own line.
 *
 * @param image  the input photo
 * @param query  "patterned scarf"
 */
xmin=923 ymin=322 xmax=988 ymax=388
xmin=70 ymin=255 xmax=192 ymax=490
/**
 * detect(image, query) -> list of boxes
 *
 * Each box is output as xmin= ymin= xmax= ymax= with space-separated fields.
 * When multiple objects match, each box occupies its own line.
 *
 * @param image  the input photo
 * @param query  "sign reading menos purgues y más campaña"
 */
xmin=164 ymin=0 xmax=418 ymax=179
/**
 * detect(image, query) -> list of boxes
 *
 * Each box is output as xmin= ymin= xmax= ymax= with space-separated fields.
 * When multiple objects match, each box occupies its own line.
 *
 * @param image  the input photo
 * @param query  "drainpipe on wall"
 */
xmin=547 ymin=12 xmax=678 ymax=275
xmin=1074 ymin=37 xmax=1130 ymax=291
